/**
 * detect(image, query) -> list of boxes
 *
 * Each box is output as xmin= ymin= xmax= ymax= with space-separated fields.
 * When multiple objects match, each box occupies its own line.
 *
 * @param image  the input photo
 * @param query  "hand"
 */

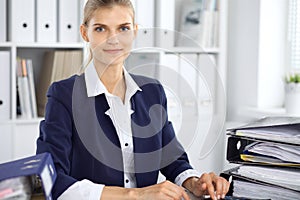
xmin=136 ymin=180 xmax=190 ymax=200
xmin=183 ymin=172 xmax=230 ymax=200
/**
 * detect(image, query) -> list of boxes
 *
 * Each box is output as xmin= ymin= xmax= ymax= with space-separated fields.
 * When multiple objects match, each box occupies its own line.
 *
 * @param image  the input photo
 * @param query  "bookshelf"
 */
xmin=0 ymin=44 xmax=85 ymax=163
xmin=0 ymin=0 xmax=85 ymax=163
xmin=0 ymin=0 xmax=228 ymax=175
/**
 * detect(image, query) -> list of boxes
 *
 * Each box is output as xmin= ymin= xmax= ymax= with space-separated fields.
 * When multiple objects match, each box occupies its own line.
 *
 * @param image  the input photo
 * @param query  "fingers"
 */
xmin=194 ymin=173 xmax=215 ymax=199
xmin=157 ymin=181 xmax=191 ymax=200
xmin=212 ymin=174 xmax=230 ymax=199
xmin=197 ymin=172 xmax=230 ymax=200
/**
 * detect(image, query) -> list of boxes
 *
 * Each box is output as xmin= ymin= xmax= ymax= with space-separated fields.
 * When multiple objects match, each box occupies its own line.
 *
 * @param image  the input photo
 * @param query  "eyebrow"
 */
xmin=92 ymin=22 xmax=132 ymax=27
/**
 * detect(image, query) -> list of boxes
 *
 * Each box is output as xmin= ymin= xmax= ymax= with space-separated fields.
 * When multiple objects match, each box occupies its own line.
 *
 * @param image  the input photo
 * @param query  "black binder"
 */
xmin=226 ymin=136 xmax=300 ymax=167
xmin=224 ymin=117 xmax=300 ymax=200
xmin=221 ymin=168 xmax=300 ymax=199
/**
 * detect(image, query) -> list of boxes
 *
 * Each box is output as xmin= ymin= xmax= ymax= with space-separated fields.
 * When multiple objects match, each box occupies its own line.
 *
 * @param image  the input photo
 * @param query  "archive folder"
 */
xmin=0 ymin=153 xmax=57 ymax=200
xmin=36 ymin=0 xmax=57 ymax=43
xmin=226 ymin=136 xmax=300 ymax=167
xmin=221 ymin=169 xmax=299 ymax=200
xmin=155 ymin=0 xmax=175 ymax=48
xmin=58 ymin=0 xmax=79 ymax=43
xmin=0 ymin=51 xmax=10 ymax=120
xmin=0 ymin=0 xmax=6 ymax=42
xmin=227 ymin=116 xmax=300 ymax=145
xmin=134 ymin=0 xmax=155 ymax=48
xmin=223 ymin=165 xmax=300 ymax=192
xmin=8 ymin=0 xmax=35 ymax=42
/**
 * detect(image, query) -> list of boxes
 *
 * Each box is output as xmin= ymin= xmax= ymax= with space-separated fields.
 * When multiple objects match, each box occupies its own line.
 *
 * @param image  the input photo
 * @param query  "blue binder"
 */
xmin=0 ymin=153 xmax=56 ymax=200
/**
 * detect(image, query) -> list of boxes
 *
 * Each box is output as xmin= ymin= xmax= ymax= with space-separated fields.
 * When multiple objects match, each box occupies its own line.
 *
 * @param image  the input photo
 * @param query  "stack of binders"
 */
xmin=0 ymin=153 xmax=56 ymax=200
xmin=223 ymin=116 xmax=300 ymax=200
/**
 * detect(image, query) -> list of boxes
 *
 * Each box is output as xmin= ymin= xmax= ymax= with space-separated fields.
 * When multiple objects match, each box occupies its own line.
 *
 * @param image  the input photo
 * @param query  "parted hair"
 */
xmin=83 ymin=0 xmax=135 ymax=26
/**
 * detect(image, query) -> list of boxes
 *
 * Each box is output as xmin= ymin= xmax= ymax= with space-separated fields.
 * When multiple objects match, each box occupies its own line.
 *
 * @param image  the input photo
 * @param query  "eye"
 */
xmin=95 ymin=26 xmax=105 ymax=32
xmin=120 ymin=26 xmax=130 ymax=32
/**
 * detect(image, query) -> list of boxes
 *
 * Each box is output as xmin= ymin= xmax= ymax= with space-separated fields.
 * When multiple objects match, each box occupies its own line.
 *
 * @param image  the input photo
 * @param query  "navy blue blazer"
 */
xmin=36 ymin=73 xmax=193 ymax=199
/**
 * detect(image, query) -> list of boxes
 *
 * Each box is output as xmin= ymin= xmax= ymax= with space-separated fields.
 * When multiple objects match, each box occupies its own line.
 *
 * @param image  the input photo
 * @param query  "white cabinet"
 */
xmin=0 ymin=123 xmax=13 ymax=163
xmin=0 ymin=0 xmax=84 ymax=163
xmin=0 ymin=0 xmax=228 ymax=174
xmin=12 ymin=121 xmax=41 ymax=160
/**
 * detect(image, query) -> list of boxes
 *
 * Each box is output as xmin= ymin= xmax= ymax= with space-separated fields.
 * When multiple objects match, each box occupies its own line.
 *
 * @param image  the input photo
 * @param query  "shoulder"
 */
xmin=47 ymin=75 xmax=80 ymax=97
xmin=130 ymin=74 xmax=162 ymax=90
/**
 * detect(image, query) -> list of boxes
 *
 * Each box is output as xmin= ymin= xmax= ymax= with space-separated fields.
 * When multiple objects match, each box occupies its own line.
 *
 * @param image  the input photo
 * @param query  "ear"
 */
xmin=133 ymin=24 xmax=138 ymax=38
xmin=80 ymin=24 xmax=89 ymax=42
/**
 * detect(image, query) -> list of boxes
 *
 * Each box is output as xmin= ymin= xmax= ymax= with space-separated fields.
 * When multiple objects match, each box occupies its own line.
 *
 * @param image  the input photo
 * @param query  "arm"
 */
xmin=36 ymin=81 xmax=86 ymax=198
xmin=101 ymin=181 xmax=190 ymax=200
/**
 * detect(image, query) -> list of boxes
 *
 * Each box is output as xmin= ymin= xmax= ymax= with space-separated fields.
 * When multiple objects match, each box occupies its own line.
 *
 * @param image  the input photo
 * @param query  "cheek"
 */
xmin=118 ymin=33 xmax=135 ymax=48
xmin=88 ymin=33 xmax=107 ymax=48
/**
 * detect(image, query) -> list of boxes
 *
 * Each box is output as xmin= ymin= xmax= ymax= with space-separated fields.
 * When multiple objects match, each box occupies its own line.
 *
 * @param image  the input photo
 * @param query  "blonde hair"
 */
xmin=83 ymin=0 xmax=135 ymax=26
xmin=80 ymin=0 xmax=136 ymax=72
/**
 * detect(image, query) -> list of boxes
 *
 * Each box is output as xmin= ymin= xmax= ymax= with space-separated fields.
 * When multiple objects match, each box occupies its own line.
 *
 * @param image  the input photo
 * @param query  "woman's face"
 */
xmin=81 ymin=5 xmax=136 ymax=67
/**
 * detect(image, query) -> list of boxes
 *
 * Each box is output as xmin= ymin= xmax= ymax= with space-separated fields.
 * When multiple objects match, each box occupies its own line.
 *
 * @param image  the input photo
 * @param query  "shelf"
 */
xmin=1 ymin=43 xmax=219 ymax=53
xmin=15 ymin=42 xmax=85 ymax=49
xmin=166 ymin=47 xmax=220 ymax=54
xmin=131 ymin=47 xmax=220 ymax=54
xmin=14 ymin=117 xmax=44 ymax=125
xmin=0 ymin=42 xmax=85 ymax=49
xmin=0 ymin=42 xmax=13 ymax=47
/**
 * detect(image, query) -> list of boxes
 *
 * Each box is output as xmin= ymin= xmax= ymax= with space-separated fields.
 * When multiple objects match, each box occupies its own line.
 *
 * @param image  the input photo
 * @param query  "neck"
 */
xmin=94 ymin=60 xmax=126 ymax=101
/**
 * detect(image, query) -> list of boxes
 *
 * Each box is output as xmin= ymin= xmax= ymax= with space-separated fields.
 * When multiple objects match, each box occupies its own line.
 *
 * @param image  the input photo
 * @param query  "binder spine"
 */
xmin=0 ymin=51 xmax=10 ymax=120
xmin=36 ymin=0 xmax=57 ymax=43
xmin=0 ymin=0 xmax=6 ymax=42
xmin=8 ymin=0 xmax=35 ymax=43
xmin=58 ymin=0 xmax=79 ymax=43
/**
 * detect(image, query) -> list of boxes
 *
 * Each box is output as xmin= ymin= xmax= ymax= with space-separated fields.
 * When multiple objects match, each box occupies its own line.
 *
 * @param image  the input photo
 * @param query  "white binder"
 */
xmin=0 ymin=0 xmax=6 ymax=42
xmin=134 ymin=0 xmax=155 ymax=48
xmin=0 ymin=51 xmax=10 ymax=120
xmin=58 ymin=0 xmax=79 ymax=43
xmin=79 ymin=0 xmax=88 ymax=42
xmin=8 ymin=0 xmax=35 ymax=43
xmin=155 ymin=0 xmax=175 ymax=49
xmin=36 ymin=0 xmax=57 ymax=43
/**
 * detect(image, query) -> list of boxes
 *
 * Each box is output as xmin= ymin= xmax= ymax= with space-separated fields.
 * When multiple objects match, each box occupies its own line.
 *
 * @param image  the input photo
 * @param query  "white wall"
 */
xmin=258 ymin=0 xmax=287 ymax=108
xmin=227 ymin=0 xmax=288 ymax=121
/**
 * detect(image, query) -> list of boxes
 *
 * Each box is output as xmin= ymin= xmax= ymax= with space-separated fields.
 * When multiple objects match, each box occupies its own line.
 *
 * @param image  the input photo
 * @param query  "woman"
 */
xmin=36 ymin=0 xmax=230 ymax=199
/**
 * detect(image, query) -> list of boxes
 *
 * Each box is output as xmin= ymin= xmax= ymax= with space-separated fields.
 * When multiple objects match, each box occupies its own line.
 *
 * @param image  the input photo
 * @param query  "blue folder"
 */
xmin=0 ymin=153 xmax=56 ymax=200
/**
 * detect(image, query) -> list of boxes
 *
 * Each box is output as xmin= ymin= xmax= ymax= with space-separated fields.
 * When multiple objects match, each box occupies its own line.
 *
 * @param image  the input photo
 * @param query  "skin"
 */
xmin=80 ymin=5 xmax=230 ymax=200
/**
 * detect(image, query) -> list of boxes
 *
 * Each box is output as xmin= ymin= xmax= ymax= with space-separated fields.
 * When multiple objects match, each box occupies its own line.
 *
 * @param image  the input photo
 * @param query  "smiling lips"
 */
xmin=103 ymin=49 xmax=123 ymax=54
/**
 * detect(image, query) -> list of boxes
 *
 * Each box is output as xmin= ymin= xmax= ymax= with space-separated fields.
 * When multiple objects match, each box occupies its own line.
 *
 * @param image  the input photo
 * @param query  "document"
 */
xmin=226 ymin=135 xmax=300 ymax=166
xmin=231 ymin=165 xmax=300 ymax=191
xmin=17 ymin=59 xmax=33 ymax=119
xmin=235 ymin=126 xmax=300 ymax=145
xmin=227 ymin=116 xmax=300 ymax=145
xmin=0 ymin=176 xmax=32 ymax=200
xmin=243 ymin=141 xmax=300 ymax=164
xmin=232 ymin=179 xmax=300 ymax=200
xmin=228 ymin=116 xmax=300 ymax=130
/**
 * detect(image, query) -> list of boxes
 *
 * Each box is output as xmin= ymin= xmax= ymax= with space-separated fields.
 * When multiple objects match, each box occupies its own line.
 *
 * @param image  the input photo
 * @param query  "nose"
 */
xmin=107 ymin=32 xmax=119 ymax=45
